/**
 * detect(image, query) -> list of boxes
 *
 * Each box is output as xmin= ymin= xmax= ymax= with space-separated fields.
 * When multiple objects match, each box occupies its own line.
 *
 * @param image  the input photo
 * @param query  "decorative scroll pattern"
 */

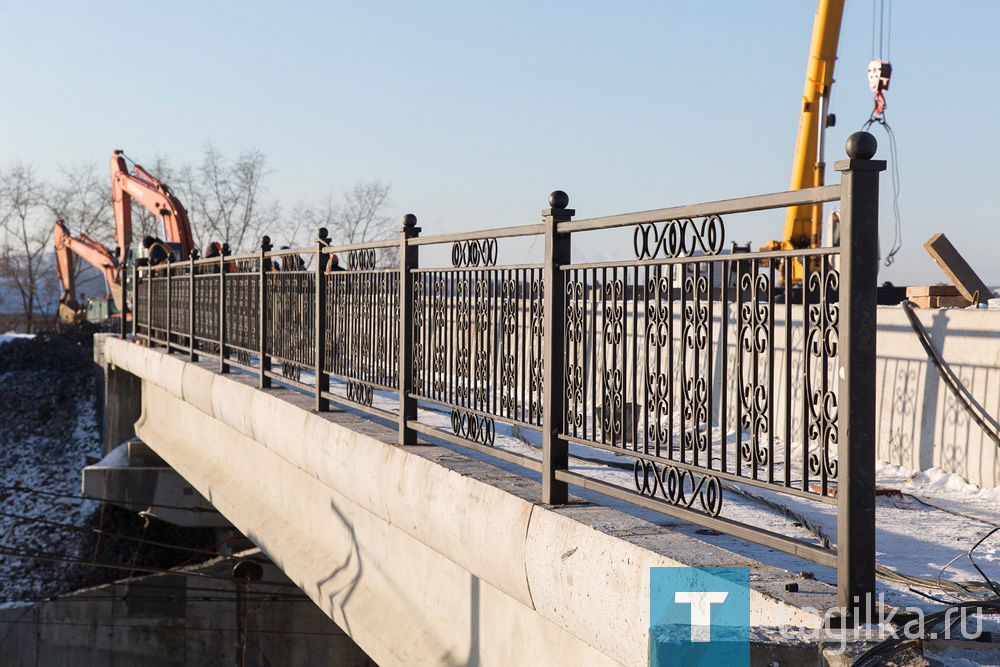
xmin=499 ymin=278 xmax=518 ymax=413
xmin=806 ymin=263 xmax=840 ymax=483
xmin=168 ymin=274 xmax=190 ymax=341
xmin=451 ymin=409 xmax=495 ymax=446
xmin=347 ymin=379 xmax=374 ymax=406
xmin=645 ymin=270 xmax=670 ymax=446
xmin=268 ymin=272 xmax=314 ymax=369
xmin=451 ymin=239 xmax=497 ymax=267
xmin=681 ymin=268 xmax=710 ymax=457
xmin=192 ymin=274 xmax=220 ymax=348
xmin=324 ymin=270 xmax=399 ymax=389
xmin=633 ymin=216 xmax=725 ymax=260
xmin=602 ymin=280 xmax=625 ymax=442
xmin=412 ymin=268 xmax=543 ymax=428
xmin=225 ymin=273 xmax=259 ymax=353
xmin=348 ymin=249 xmax=377 ymax=271
xmin=412 ymin=280 xmax=426 ymax=389
xmin=738 ymin=270 xmax=771 ymax=469
xmin=633 ymin=459 xmax=723 ymax=517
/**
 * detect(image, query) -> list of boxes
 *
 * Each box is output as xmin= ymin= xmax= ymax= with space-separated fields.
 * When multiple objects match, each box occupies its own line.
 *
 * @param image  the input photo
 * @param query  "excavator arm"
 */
xmin=53 ymin=219 xmax=122 ymax=320
xmin=111 ymin=150 xmax=195 ymax=262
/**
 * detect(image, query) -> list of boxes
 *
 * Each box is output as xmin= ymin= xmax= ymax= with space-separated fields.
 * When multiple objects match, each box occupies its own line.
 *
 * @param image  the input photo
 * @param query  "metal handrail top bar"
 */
xmin=558 ymin=184 xmax=842 ymax=233
xmin=411 ymin=264 xmax=544 ymax=274
xmin=559 ymin=246 xmax=839 ymax=271
xmin=408 ymin=223 xmax=545 ymax=246
xmin=320 ymin=239 xmax=399 ymax=253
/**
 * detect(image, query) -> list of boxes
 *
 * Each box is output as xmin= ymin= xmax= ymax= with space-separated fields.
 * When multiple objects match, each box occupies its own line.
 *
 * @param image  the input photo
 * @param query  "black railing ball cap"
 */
xmin=318 ymin=227 xmax=329 ymax=240
xmin=845 ymin=132 xmax=877 ymax=160
xmin=549 ymin=190 xmax=569 ymax=210
xmin=402 ymin=213 xmax=418 ymax=227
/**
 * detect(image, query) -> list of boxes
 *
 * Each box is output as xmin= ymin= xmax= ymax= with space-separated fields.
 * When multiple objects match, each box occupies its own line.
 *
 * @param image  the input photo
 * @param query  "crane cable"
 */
xmin=863 ymin=0 xmax=903 ymax=267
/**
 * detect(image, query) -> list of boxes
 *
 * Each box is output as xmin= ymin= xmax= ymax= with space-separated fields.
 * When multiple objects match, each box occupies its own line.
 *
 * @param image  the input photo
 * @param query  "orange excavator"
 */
xmin=53 ymin=219 xmax=121 ymax=324
xmin=111 ymin=150 xmax=195 ymax=264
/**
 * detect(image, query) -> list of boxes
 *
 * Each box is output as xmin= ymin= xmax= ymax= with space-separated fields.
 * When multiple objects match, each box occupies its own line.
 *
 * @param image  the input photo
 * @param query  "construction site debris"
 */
xmin=923 ymin=233 xmax=994 ymax=305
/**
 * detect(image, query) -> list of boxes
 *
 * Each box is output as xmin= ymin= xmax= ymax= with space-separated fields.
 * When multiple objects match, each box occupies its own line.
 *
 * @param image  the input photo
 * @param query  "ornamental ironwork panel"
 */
xmin=225 ymin=273 xmax=259 ymax=354
xmin=192 ymin=273 xmax=220 ymax=350
xmin=561 ymin=243 xmax=842 ymax=515
xmin=411 ymin=266 xmax=544 ymax=429
xmin=324 ymin=268 xmax=399 ymax=390
xmin=266 ymin=271 xmax=315 ymax=370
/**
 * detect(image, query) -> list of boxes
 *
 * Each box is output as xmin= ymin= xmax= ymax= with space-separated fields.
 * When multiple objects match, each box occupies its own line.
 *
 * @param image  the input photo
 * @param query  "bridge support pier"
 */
xmin=94 ymin=333 xmax=142 ymax=456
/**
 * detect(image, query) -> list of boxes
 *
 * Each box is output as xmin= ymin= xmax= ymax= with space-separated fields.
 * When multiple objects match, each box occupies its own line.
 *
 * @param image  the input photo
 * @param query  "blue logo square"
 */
xmin=649 ymin=567 xmax=755 ymax=666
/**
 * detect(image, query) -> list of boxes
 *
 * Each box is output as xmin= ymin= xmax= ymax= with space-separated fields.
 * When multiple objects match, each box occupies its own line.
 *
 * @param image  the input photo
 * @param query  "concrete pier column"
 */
xmin=94 ymin=333 xmax=142 ymax=456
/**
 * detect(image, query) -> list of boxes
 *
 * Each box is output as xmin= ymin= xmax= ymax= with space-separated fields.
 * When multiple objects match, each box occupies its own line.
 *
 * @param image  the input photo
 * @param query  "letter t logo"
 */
xmin=674 ymin=591 xmax=729 ymax=642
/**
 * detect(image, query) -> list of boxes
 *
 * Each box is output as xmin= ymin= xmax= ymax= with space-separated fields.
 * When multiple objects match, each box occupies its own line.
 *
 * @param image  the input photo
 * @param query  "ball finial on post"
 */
xmin=402 ymin=213 xmax=418 ymax=228
xmin=845 ymin=132 xmax=878 ymax=160
xmin=549 ymin=190 xmax=569 ymax=210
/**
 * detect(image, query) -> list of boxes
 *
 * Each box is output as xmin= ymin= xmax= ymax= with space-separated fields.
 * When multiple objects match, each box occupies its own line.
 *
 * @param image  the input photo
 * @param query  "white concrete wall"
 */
xmin=102 ymin=338 xmax=827 ymax=667
xmin=874 ymin=307 xmax=1000 ymax=488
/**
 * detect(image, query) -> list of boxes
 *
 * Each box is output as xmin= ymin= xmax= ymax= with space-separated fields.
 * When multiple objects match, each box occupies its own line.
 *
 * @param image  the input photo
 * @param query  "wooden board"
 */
xmin=908 ymin=295 xmax=972 ymax=309
xmin=906 ymin=285 xmax=961 ymax=298
xmin=924 ymin=233 xmax=995 ymax=304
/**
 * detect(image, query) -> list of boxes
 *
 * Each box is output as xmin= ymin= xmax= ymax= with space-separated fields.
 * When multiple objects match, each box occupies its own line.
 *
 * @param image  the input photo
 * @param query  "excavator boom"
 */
xmin=53 ymin=220 xmax=122 ymax=322
xmin=111 ymin=150 xmax=195 ymax=262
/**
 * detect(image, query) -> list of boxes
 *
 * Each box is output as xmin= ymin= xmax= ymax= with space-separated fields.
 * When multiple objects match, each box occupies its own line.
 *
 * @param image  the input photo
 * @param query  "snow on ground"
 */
xmin=0 ymin=328 xmax=216 ymax=609
xmin=0 ymin=332 xmax=34 ymax=345
xmin=284 ymin=372 xmax=1000 ymax=618
xmin=249 ymin=356 xmax=1000 ymax=644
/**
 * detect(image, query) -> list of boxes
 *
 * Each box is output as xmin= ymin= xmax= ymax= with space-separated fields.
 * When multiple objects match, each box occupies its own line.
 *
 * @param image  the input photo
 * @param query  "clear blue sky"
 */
xmin=2 ymin=1 xmax=998 ymax=284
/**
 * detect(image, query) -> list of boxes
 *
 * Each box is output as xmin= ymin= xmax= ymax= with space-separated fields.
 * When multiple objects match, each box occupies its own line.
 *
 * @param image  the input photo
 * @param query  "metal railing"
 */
xmin=131 ymin=133 xmax=884 ymax=616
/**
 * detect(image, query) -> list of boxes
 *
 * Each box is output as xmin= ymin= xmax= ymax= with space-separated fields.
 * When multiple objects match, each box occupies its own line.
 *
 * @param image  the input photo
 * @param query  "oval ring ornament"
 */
xmin=633 ymin=216 xmax=725 ymax=260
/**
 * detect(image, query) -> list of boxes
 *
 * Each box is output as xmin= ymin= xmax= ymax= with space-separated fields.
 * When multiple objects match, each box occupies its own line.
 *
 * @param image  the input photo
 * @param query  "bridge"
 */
xmin=91 ymin=134 xmax=884 ymax=665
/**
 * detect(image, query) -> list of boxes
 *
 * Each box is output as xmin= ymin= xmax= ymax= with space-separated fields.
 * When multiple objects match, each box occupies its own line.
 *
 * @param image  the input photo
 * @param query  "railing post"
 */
xmin=119 ymin=247 xmax=129 ymax=339
xmin=398 ymin=214 xmax=421 ymax=445
xmin=219 ymin=244 xmax=230 ymax=373
xmin=542 ymin=191 xmax=574 ymax=504
xmin=833 ymin=132 xmax=884 ymax=620
xmin=145 ymin=256 xmax=152 ymax=347
xmin=315 ymin=228 xmax=330 ymax=412
xmin=259 ymin=236 xmax=272 ymax=389
xmin=132 ymin=258 xmax=141 ymax=344
xmin=189 ymin=248 xmax=199 ymax=362
xmin=165 ymin=256 xmax=172 ymax=353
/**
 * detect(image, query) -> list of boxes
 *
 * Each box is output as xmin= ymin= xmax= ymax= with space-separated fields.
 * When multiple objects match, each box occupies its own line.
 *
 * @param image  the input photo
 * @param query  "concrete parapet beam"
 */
xmin=102 ymin=337 xmax=828 ymax=666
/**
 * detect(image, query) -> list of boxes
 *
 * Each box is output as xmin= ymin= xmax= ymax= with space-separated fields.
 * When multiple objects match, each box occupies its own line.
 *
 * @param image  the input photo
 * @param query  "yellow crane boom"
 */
xmin=767 ymin=0 xmax=846 ymax=280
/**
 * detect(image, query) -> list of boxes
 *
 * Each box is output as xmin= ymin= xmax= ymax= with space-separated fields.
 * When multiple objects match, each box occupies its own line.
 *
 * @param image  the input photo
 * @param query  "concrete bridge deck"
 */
xmin=96 ymin=335 xmax=837 ymax=665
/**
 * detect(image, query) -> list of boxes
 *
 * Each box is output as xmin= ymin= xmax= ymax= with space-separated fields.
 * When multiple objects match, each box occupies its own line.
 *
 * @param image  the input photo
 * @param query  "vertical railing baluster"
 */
xmin=132 ymin=258 xmax=140 ymax=344
xmin=399 ymin=214 xmax=421 ymax=445
xmin=145 ymin=257 xmax=152 ymax=347
xmin=219 ymin=244 xmax=229 ymax=373
xmin=189 ymin=249 xmax=199 ymax=363
xmin=259 ymin=236 xmax=272 ymax=389
xmin=165 ymin=256 xmax=172 ymax=353
xmin=542 ymin=191 xmax=573 ymax=505
xmin=315 ymin=228 xmax=330 ymax=412
xmin=834 ymin=131 xmax=883 ymax=620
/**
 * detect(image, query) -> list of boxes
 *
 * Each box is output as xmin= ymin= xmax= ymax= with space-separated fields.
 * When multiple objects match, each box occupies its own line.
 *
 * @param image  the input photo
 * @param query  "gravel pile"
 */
xmin=0 ymin=326 xmax=216 ymax=606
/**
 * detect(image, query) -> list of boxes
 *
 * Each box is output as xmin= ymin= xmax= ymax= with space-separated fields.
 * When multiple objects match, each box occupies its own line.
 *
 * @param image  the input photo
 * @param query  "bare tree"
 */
xmin=0 ymin=163 xmax=55 ymax=331
xmin=306 ymin=180 xmax=396 ymax=266
xmin=336 ymin=180 xmax=394 ymax=245
xmin=189 ymin=144 xmax=280 ymax=253
xmin=45 ymin=162 xmax=113 ymax=298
